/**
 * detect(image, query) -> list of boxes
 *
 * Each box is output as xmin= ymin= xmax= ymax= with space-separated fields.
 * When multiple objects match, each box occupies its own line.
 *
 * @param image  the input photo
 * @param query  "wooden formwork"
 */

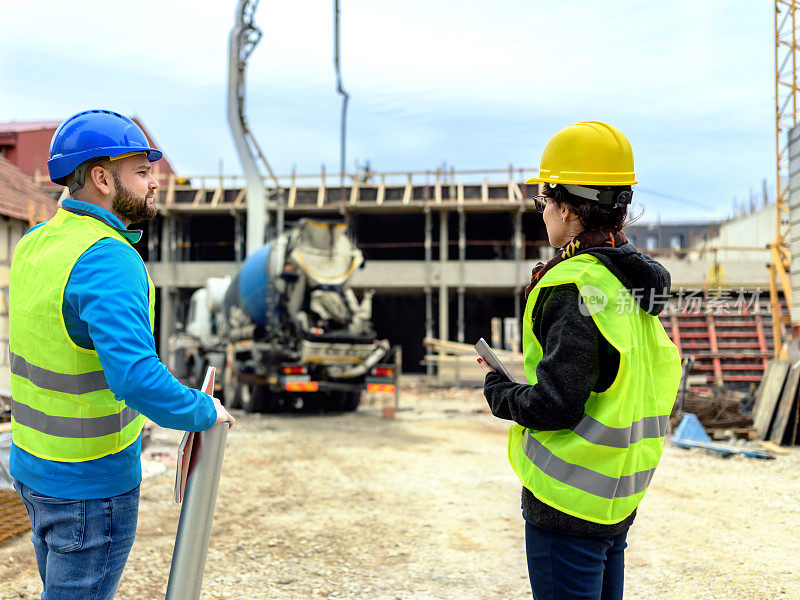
xmin=659 ymin=302 xmax=789 ymax=389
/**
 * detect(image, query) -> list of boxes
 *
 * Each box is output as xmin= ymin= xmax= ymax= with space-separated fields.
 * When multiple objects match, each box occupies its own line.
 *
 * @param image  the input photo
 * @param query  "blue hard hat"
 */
xmin=47 ymin=109 xmax=163 ymax=185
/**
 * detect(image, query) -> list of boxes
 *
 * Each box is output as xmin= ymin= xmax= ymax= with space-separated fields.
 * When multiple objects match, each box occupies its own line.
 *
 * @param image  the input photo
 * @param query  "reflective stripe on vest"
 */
xmin=10 ymin=351 xmax=109 ymax=395
xmin=522 ymin=430 xmax=657 ymax=499
xmin=571 ymin=413 xmax=669 ymax=449
xmin=11 ymin=399 xmax=140 ymax=439
xmin=508 ymin=253 xmax=682 ymax=524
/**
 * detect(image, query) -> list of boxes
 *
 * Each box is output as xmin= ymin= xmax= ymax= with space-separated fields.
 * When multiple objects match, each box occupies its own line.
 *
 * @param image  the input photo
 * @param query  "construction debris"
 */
xmin=671 ymin=413 xmax=772 ymax=459
xmin=670 ymin=387 xmax=754 ymax=433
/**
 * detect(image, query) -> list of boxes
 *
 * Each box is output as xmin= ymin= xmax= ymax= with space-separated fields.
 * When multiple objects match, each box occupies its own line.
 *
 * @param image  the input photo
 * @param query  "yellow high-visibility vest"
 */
xmin=9 ymin=208 xmax=152 ymax=462
xmin=508 ymin=254 xmax=681 ymax=524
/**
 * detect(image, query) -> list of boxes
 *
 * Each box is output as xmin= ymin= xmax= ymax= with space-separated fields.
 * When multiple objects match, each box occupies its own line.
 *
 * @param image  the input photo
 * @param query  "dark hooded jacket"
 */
xmin=483 ymin=242 xmax=671 ymax=537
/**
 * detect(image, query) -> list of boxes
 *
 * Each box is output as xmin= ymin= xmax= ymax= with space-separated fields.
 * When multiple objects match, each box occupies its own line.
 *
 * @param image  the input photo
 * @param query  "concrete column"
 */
xmin=439 ymin=210 xmax=449 ymax=344
xmin=159 ymin=286 xmax=175 ymax=362
xmin=181 ymin=220 xmax=190 ymax=261
xmin=456 ymin=209 xmax=466 ymax=386
xmin=424 ymin=208 xmax=433 ymax=376
xmin=158 ymin=215 xmax=176 ymax=358
xmin=514 ymin=209 xmax=523 ymax=332
xmin=147 ymin=219 xmax=158 ymax=262
xmin=457 ymin=209 xmax=466 ymax=344
xmin=164 ymin=217 xmax=175 ymax=262
xmin=234 ymin=212 xmax=244 ymax=262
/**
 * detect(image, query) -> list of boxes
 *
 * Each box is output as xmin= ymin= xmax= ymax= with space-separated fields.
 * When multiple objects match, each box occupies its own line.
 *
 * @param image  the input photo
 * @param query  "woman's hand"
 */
xmin=477 ymin=357 xmax=496 ymax=375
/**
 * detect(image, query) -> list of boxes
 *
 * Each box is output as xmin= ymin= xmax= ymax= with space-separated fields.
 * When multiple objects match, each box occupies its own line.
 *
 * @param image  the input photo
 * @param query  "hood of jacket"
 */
xmin=576 ymin=242 xmax=671 ymax=316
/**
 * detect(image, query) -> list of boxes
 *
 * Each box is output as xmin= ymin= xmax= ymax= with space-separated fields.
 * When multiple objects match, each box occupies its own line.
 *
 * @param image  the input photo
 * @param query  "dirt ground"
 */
xmin=1 ymin=382 xmax=799 ymax=600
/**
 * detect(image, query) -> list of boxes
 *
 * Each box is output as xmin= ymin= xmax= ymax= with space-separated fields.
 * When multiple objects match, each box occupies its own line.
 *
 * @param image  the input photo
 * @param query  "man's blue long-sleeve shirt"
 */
xmin=10 ymin=199 xmax=216 ymax=500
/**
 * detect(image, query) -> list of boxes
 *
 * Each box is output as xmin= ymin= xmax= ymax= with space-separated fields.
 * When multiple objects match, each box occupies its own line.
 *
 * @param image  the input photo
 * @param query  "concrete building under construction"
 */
xmin=2 ymin=117 xmax=789 ymax=388
xmin=29 ymin=163 xmax=784 ymax=384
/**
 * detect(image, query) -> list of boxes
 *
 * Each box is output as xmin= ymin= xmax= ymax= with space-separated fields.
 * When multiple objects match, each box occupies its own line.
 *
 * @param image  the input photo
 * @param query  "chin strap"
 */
xmin=556 ymin=183 xmax=632 ymax=208
xmin=68 ymin=162 xmax=92 ymax=195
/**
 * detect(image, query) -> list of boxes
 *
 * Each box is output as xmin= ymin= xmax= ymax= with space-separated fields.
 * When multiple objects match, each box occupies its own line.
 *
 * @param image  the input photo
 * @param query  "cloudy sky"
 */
xmin=0 ymin=1 xmax=777 ymax=222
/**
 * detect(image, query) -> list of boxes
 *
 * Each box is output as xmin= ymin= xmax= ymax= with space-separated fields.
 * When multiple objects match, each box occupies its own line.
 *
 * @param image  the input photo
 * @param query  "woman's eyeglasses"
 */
xmin=533 ymin=195 xmax=548 ymax=213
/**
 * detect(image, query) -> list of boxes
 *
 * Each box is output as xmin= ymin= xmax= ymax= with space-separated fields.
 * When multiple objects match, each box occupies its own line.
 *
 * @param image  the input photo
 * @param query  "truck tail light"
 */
xmin=281 ymin=365 xmax=307 ymax=375
xmin=371 ymin=367 xmax=395 ymax=377
xmin=367 ymin=383 xmax=396 ymax=393
xmin=286 ymin=382 xmax=318 ymax=392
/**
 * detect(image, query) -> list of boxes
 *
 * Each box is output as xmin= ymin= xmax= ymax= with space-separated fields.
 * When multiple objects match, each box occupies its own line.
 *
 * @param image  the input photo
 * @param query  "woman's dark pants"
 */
xmin=525 ymin=521 xmax=628 ymax=600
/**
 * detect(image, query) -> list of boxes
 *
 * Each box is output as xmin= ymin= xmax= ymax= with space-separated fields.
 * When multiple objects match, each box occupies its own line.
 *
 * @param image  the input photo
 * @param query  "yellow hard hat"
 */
xmin=525 ymin=121 xmax=637 ymax=186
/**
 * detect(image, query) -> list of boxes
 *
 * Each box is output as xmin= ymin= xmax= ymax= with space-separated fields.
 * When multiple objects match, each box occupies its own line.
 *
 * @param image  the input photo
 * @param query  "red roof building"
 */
xmin=0 ymin=156 xmax=56 ymax=225
xmin=0 ymin=117 xmax=178 ymax=188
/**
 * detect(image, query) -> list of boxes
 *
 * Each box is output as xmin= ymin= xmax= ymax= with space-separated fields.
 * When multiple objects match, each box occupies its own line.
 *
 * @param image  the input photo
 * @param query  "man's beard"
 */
xmin=111 ymin=171 xmax=157 ymax=224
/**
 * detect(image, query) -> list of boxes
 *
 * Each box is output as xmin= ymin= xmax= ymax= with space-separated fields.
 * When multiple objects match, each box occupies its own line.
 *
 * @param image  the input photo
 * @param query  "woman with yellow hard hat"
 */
xmin=478 ymin=121 xmax=681 ymax=599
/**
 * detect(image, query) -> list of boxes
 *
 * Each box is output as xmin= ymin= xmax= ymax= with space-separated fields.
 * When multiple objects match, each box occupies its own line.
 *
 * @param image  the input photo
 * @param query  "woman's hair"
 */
xmin=541 ymin=184 xmax=636 ymax=231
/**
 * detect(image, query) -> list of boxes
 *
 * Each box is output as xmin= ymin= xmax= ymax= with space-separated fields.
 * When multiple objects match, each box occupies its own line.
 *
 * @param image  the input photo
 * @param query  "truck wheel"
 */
xmin=326 ymin=391 xmax=361 ymax=412
xmin=241 ymin=384 xmax=268 ymax=413
xmin=341 ymin=391 xmax=361 ymax=412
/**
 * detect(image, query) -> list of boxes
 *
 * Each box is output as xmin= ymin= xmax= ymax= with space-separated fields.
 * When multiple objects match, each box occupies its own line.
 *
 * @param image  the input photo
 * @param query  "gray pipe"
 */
xmin=165 ymin=423 xmax=229 ymax=600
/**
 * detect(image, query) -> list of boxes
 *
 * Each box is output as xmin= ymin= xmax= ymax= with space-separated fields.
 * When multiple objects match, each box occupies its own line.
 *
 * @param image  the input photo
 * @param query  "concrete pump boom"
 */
xmin=227 ymin=0 xmax=282 ymax=255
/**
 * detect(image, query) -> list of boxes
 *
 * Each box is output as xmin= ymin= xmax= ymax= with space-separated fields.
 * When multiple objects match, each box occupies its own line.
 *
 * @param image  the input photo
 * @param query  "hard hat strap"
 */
xmin=562 ymin=184 xmax=632 ymax=208
xmin=68 ymin=162 xmax=91 ymax=195
xmin=68 ymin=158 xmax=110 ymax=195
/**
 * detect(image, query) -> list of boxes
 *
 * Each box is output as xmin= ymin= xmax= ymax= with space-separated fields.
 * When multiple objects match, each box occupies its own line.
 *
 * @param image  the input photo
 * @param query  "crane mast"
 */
xmin=771 ymin=0 xmax=800 ymax=358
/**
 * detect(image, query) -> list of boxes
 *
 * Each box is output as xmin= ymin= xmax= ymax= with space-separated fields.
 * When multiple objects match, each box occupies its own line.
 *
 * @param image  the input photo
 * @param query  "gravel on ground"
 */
xmin=1 ymin=383 xmax=798 ymax=599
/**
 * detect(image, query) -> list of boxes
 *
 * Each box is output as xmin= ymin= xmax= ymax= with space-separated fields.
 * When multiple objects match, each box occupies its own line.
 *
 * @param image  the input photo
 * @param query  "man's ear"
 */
xmin=88 ymin=164 xmax=114 ymax=196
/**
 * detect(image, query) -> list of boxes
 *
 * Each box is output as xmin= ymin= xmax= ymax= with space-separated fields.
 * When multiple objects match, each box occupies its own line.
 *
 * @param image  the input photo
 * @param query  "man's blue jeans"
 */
xmin=14 ymin=480 xmax=140 ymax=600
xmin=525 ymin=521 xmax=629 ymax=600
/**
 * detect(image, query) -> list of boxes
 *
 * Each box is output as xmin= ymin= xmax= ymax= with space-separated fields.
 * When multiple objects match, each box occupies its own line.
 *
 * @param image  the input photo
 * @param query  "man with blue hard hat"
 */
xmin=7 ymin=109 xmax=235 ymax=599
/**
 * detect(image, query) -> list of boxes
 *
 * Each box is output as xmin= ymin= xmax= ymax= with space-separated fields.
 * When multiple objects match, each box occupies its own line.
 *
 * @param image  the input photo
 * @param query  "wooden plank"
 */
xmin=317 ymin=183 xmax=326 ymax=207
xmin=209 ymin=186 xmax=222 ymax=207
xmin=758 ymin=440 xmax=790 ymax=455
xmin=422 ymin=337 xmax=521 ymax=360
xmin=349 ymin=179 xmax=360 ymax=205
xmin=752 ymin=359 xmax=791 ymax=439
xmin=790 ymin=379 xmax=800 ymax=446
xmin=317 ymin=165 xmax=326 ymax=208
xmin=770 ymin=361 xmax=800 ymax=444
xmin=402 ymin=178 xmax=412 ymax=205
xmin=165 ymin=175 xmax=176 ymax=205
xmin=376 ymin=175 xmax=386 ymax=205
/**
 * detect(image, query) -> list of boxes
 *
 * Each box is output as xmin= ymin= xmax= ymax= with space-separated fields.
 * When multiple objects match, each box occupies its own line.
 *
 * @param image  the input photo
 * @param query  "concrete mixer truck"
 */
xmin=168 ymin=218 xmax=397 ymax=412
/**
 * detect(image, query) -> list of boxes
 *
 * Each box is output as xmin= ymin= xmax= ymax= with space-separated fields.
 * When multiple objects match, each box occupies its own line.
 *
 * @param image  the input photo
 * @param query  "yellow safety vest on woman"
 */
xmin=508 ymin=254 xmax=681 ymax=524
xmin=9 ymin=208 xmax=152 ymax=462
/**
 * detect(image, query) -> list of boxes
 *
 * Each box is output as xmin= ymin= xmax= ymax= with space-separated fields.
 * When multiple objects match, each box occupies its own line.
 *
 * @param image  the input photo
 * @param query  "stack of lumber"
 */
xmin=423 ymin=337 xmax=522 ymax=360
xmin=750 ymin=359 xmax=800 ymax=446
xmin=422 ymin=337 xmax=525 ymax=384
